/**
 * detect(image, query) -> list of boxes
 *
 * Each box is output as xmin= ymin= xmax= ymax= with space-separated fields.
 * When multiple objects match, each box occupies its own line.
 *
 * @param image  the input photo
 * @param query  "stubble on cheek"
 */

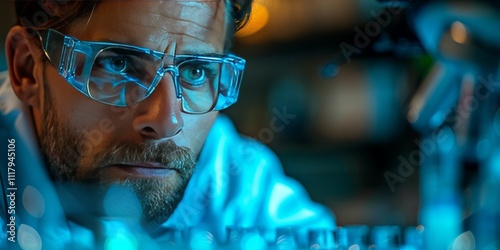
xmin=40 ymin=84 xmax=83 ymax=181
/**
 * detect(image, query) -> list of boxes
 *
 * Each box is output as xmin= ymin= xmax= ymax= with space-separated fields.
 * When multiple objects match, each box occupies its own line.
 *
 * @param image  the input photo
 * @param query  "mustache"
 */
xmin=79 ymin=140 xmax=196 ymax=180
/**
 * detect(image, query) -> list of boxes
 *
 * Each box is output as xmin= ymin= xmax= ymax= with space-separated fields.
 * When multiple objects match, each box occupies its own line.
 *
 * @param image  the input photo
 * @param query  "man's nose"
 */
xmin=132 ymin=74 xmax=184 ymax=139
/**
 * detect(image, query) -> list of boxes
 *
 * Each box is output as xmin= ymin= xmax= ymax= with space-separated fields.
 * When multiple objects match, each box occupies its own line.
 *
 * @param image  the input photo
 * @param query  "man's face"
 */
xmin=37 ymin=0 xmax=227 ymax=227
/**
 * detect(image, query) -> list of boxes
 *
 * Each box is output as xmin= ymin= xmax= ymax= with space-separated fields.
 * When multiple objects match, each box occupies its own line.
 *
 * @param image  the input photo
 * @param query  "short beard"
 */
xmin=39 ymin=81 xmax=196 ymax=227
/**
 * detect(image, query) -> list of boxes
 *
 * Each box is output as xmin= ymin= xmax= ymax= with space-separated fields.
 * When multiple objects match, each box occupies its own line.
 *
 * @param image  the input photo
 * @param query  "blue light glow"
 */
xmin=104 ymin=233 xmax=138 ymax=250
xmin=240 ymin=233 xmax=266 ymax=250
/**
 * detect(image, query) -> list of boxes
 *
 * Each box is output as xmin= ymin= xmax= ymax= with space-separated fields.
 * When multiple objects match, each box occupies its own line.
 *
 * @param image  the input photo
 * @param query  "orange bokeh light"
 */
xmin=236 ymin=3 xmax=270 ymax=38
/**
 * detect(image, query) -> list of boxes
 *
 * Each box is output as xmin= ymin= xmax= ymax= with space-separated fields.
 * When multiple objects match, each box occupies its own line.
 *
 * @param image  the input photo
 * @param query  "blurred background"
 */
xmin=0 ymin=1 xmax=425 ymax=227
xmin=227 ymin=0 xmax=425 ymax=227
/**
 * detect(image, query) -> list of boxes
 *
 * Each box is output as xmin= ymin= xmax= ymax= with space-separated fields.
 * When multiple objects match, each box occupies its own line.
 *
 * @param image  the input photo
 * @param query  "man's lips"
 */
xmin=107 ymin=162 xmax=178 ymax=177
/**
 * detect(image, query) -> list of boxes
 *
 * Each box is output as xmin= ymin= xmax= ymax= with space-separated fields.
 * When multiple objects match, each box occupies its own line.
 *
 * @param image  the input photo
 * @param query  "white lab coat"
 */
xmin=0 ymin=71 xmax=335 ymax=249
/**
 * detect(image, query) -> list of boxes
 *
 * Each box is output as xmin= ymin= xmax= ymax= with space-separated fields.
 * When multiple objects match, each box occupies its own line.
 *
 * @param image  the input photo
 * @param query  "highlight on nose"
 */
xmin=131 ymin=72 xmax=185 ymax=139
xmin=135 ymin=101 xmax=184 ymax=139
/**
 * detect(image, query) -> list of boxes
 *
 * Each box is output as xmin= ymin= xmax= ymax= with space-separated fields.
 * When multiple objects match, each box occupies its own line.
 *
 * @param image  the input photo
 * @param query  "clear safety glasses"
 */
xmin=38 ymin=29 xmax=246 ymax=114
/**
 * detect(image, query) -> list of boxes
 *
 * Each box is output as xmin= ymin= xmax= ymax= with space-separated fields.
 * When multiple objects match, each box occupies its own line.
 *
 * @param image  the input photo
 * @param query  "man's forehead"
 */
xmin=94 ymin=0 xmax=226 ymax=26
xmin=72 ymin=0 xmax=228 ymax=53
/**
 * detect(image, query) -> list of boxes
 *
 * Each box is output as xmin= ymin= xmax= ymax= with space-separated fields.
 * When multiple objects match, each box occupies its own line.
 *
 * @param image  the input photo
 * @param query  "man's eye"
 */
xmin=179 ymin=66 xmax=207 ymax=86
xmin=98 ymin=56 xmax=130 ymax=74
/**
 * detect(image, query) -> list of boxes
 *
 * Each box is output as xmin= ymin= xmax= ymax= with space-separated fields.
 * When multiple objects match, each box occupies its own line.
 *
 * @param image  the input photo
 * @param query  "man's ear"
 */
xmin=5 ymin=25 xmax=46 ymax=108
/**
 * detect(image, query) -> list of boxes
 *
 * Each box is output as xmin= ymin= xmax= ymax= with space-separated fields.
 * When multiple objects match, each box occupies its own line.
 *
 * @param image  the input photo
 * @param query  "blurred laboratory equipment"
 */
xmin=104 ymin=225 xmax=424 ymax=249
xmin=377 ymin=0 xmax=500 ymax=248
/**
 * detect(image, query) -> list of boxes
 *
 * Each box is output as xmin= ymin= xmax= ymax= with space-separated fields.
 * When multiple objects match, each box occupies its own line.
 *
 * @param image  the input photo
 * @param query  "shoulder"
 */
xmin=206 ymin=114 xmax=283 ymax=173
xmin=207 ymin=115 xmax=284 ymax=161
xmin=0 ymin=71 xmax=24 ymax=124
xmin=0 ymin=71 xmax=11 ymax=96
xmin=0 ymin=71 xmax=8 ymax=82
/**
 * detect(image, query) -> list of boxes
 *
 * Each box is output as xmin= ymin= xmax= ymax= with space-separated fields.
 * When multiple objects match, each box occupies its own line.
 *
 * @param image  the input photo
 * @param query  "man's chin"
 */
xmin=54 ymin=177 xmax=186 ymax=230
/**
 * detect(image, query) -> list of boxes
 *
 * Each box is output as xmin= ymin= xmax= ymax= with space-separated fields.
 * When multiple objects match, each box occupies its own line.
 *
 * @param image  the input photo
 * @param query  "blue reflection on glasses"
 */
xmin=38 ymin=29 xmax=246 ymax=114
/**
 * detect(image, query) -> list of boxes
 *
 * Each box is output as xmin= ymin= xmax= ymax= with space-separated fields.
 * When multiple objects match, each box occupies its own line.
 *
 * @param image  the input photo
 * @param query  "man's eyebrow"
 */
xmin=178 ymin=50 xmax=225 ymax=57
xmin=85 ymin=39 xmax=226 ymax=56
xmin=88 ymin=38 xmax=138 ymax=47
xmin=100 ymin=39 xmax=123 ymax=44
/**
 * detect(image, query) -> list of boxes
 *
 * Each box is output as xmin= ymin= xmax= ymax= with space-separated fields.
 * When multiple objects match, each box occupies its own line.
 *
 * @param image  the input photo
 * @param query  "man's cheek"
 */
xmin=79 ymin=118 xmax=117 ymax=149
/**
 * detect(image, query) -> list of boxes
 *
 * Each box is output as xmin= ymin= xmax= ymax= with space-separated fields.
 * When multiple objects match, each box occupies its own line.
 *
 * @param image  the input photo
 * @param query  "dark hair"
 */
xmin=15 ymin=0 xmax=253 ymax=34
